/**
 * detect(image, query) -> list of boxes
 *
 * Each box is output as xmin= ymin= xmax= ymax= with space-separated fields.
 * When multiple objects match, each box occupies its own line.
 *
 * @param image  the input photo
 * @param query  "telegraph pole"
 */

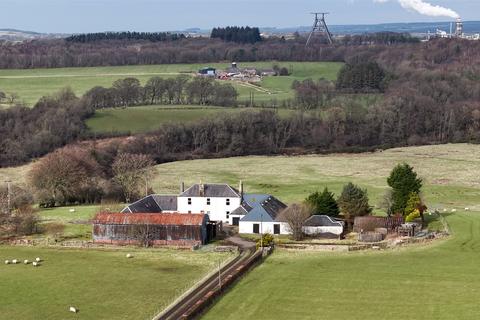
xmin=306 ymin=12 xmax=333 ymax=46
xmin=4 ymin=180 xmax=12 ymax=214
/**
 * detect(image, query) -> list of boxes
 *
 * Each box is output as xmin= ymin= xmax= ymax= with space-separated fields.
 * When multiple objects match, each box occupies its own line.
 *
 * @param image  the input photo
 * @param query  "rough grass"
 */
xmin=151 ymin=143 xmax=480 ymax=210
xmin=86 ymin=106 xmax=294 ymax=134
xmin=0 ymin=62 xmax=343 ymax=106
xmin=0 ymin=246 xmax=232 ymax=320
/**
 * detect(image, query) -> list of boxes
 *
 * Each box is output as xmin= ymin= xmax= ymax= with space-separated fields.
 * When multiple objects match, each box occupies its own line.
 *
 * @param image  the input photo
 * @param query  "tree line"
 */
xmin=0 ymin=33 xmax=464 ymax=69
xmin=66 ymin=32 xmax=185 ymax=43
xmin=211 ymin=26 xmax=262 ymax=44
xmin=85 ymin=75 xmax=238 ymax=108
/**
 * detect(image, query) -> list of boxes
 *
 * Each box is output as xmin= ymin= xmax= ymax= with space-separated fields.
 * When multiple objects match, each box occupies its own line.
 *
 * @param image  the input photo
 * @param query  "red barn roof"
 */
xmin=94 ymin=213 xmax=206 ymax=226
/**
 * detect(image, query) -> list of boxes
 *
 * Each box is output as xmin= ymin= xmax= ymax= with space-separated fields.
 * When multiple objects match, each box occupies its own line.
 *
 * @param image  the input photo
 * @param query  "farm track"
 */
xmin=155 ymin=248 xmax=260 ymax=320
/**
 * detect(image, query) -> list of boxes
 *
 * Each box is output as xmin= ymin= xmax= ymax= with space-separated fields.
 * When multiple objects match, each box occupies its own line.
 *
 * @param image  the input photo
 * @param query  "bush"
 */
xmin=405 ymin=209 xmax=421 ymax=222
xmin=256 ymin=233 xmax=275 ymax=249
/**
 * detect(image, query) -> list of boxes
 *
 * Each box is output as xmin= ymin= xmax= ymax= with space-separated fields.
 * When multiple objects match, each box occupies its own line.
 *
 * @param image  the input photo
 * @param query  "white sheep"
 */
xmin=12 ymin=259 xmax=17 ymax=264
xmin=443 ymin=208 xmax=447 ymax=212
xmin=69 ymin=306 xmax=78 ymax=313
xmin=126 ymin=253 xmax=133 ymax=258
xmin=5 ymin=260 xmax=9 ymax=265
xmin=451 ymin=209 xmax=457 ymax=213
xmin=465 ymin=208 xmax=470 ymax=211
xmin=35 ymin=257 xmax=41 ymax=262
xmin=24 ymin=260 xmax=29 ymax=264
xmin=32 ymin=261 xmax=38 ymax=267
xmin=69 ymin=209 xmax=76 ymax=213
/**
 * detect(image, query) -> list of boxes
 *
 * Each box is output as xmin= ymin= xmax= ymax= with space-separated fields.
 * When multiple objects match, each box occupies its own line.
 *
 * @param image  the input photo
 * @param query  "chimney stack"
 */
xmin=239 ymin=180 xmax=244 ymax=201
xmin=199 ymin=181 xmax=205 ymax=197
xmin=180 ymin=181 xmax=185 ymax=193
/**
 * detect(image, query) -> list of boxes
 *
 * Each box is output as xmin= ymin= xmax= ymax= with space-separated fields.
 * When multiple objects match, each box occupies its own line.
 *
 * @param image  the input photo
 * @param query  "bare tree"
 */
xmin=279 ymin=203 xmax=313 ymax=241
xmin=112 ymin=153 xmax=154 ymax=203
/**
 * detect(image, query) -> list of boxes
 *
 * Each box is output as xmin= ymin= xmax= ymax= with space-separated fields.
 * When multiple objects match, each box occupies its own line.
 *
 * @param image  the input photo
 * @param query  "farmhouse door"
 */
xmin=232 ymin=217 xmax=240 ymax=226
xmin=253 ymin=224 xmax=260 ymax=234
xmin=274 ymin=224 xmax=280 ymax=235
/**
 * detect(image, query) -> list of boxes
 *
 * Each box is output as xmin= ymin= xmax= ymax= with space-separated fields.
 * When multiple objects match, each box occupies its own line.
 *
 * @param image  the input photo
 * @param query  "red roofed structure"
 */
xmin=93 ymin=212 xmax=215 ymax=247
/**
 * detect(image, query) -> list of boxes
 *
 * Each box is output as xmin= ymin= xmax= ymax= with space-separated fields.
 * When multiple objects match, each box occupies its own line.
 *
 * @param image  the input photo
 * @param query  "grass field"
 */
xmin=0 ymin=246 xmax=232 ymax=320
xmin=0 ymin=62 xmax=343 ymax=106
xmin=86 ymin=106 xmax=294 ymax=134
xmin=203 ymin=211 xmax=480 ymax=320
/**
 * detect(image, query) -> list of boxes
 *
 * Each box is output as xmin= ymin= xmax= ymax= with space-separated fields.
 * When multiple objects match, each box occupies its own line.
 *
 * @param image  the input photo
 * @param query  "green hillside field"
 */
xmin=0 ymin=61 xmax=343 ymax=106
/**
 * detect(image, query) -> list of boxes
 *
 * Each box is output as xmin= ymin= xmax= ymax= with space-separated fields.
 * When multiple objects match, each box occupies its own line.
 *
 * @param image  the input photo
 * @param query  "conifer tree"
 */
xmin=305 ymin=187 xmax=340 ymax=217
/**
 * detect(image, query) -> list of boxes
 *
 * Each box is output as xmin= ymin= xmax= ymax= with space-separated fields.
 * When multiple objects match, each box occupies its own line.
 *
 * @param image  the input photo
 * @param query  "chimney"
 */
xmin=180 ymin=182 xmax=185 ymax=193
xmin=239 ymin=180 xmax=244 ymax=201
xmin=199 ymin=181 xmax=205 ymax=197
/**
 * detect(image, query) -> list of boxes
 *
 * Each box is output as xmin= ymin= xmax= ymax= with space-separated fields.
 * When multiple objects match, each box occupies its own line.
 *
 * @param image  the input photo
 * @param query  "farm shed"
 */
xmin=303 ymin=215 xmax=344 ymax=238
xmin=93 ymin=213 xmax=212 ymax=246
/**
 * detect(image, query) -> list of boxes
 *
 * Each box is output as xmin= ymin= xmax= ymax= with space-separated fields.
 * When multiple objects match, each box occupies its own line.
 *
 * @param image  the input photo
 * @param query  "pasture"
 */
xmin=0 ymin=246 xmax=233 ymax=320
xmin=0 ymin=62 xmax=343 ymax=106
xmin=86 ymin=106 xmax=294 ymax=134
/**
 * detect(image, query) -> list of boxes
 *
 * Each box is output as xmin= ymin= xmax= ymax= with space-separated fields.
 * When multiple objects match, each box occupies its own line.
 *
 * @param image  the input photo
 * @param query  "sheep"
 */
xmin=126 ymin=253 xmax=133 ymax=258
xmin=443 ymin=208 xmax=447 ymax=212
xmin=69 ymin=209 xmax=76 ymax=213
xmin=32 ymin=262 xmax=38 ymax=267
xmin=451 ymin=209 xmax=457 ymax=213
xmin=5 ymin=260 xmax=9 ymax=265
xmin=24 ymin=260 xmax=29 ymax=265
xmin=35 ymin=257 xmax=41 ymax=262
xmin=465 ymin=207 xmax=470 ymax=211
xmin=12 ymin=259 xmax=17 ymax=264
xmin=69 ymin=306 xmax=78 ymax=313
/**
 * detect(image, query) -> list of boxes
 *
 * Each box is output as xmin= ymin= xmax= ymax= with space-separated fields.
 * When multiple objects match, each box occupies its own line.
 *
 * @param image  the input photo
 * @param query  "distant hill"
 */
xmin=0 ymin=29 xmax=68 ymax=41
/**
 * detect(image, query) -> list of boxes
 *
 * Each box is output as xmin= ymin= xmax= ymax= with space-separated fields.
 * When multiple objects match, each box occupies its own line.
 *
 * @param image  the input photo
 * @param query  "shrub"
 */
xmin=256 ymin=233 xmax=275 ymax=249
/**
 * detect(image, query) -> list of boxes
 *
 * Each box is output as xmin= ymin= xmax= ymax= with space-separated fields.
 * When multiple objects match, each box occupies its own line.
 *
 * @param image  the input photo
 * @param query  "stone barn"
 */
xmin=93 ymin=213 xmax=212 ymax=246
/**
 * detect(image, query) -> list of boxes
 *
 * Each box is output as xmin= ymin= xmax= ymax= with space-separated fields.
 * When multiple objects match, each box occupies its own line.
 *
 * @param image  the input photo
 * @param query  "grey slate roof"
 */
xmin=121 ymin=194 xmax=178 ymax=213
xmin=180 ymin=184 xmax=240 ymax=198
xmin=304 ymin=215 xmax=344 ymax=227
xmin=240 ymin=194 xmax=287 ymax=222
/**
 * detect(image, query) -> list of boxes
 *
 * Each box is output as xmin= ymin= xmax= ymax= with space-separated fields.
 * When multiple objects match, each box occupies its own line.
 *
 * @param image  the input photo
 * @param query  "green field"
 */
xmin=0 ymin=246 xmax=232 ymax=320
xmin=86 ymin=106 xmax=294 ymax=134
xmin=204 ymin=211 xmax=480 ymax=320
xmin=0 ymin=62 xmax=343 ymax=106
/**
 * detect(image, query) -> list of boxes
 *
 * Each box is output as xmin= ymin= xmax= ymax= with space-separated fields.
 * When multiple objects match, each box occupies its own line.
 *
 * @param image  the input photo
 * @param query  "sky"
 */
xmin=0 ymin=0 xmax=478 ymax=33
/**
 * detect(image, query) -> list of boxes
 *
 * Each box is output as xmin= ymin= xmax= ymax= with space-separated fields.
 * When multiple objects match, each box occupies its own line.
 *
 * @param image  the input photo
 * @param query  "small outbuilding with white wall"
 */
xmin=303 ymin=215 xmax=344 ymax=238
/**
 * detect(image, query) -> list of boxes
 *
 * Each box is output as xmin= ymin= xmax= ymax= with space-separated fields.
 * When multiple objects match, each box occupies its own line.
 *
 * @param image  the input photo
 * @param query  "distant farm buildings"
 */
xmin=197 ymin=62 xmax=282 ymax=82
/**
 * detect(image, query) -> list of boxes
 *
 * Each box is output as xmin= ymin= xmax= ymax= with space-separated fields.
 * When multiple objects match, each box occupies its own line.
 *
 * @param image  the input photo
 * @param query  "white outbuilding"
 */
xmin=303 ymin=215 xmax=344 ymax=238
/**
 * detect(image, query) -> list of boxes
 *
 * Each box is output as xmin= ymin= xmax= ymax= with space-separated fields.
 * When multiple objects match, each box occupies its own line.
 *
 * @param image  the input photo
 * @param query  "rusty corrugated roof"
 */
xmin=94 ymin=213 xmax=206 ymax=226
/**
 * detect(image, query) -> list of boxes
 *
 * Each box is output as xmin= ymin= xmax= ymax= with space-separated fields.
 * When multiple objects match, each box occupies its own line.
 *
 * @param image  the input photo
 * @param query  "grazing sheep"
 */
xmin=5 ymin=260 xmax=9 ymax=265
xmin=12 ymin=259 xmax=17 ymax=264
xmin=126 ymin=253 xmax=133 ymax=258
xmin=451 ymin=209 xmax=457 ymax=213
xmin=465 ymin=208 xmax=470 ymax=211
xmin=24 ymin=260 xmax=29 ymax=264
xmin=35 ymin=257 xmax=41 ymax=262
xmin=69 ymin=209 xmax=76 ymax=213
xmin=69 ymin=306 xmax=78 ymax=313
xmin=32 ymin=262 xmax=38 ymax=267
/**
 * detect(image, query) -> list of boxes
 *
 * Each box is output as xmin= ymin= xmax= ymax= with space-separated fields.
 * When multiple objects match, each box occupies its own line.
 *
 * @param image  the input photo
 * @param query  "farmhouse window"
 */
xmin=253 ymin=224 xmax=260 ymax=234
xmin=274 ymin=224 xmax=280 ymax=235
xmin=188 ymin=198 xmax=192 ymax=205
xmin=226 ymin=198 xmax=230 ymax=205
xmin=226 ymin=211 xmax=230 ymax=219
xmin=207 ymin=198 xmax=211 ymax=205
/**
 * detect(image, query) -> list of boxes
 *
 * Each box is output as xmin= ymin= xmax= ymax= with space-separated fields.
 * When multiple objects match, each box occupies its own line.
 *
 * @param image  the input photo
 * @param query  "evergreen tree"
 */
xmin=387 ymin=163 xmax=422 ymax=215
xmin=337 ymin=182 xmax=372 ymax=220
xmin=305 ymin=188 xmax=340 ymax=217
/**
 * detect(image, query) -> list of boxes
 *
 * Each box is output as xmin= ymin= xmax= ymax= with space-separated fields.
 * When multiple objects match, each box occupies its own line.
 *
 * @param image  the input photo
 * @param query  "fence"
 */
xmin=353 ymin=216 xmax=405 ymax=233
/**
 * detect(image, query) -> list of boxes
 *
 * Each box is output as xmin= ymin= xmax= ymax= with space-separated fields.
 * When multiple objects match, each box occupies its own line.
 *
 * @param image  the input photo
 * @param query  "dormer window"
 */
xmin=226 ymin=198 xmax=230 ymax=206
xmin=207 ymin=198 xmax=211 ymax=205
xmin=188 ymin=198 xmax=192 ymax=205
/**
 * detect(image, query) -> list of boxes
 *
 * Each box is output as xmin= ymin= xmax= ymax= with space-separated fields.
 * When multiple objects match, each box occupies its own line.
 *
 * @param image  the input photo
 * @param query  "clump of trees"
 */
xmin=305 ymin=188 xmax=340 ymax=217
xmin=28 ymin=146 xmax=155 ymax=206
xmin=336 ymin=61 xmax=386 ymax=93
xmin=292 ymin=79 xmax=335 ymax=109
xmin=66 ymin=32 xmax=185 ymax=43
xmin=211 ymin=26 xmax=262 ymax=44
xmin=387 ymin=163 xmax=423 ymax=215
xmin=85 ymin=75 xmax=238 ymax=109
